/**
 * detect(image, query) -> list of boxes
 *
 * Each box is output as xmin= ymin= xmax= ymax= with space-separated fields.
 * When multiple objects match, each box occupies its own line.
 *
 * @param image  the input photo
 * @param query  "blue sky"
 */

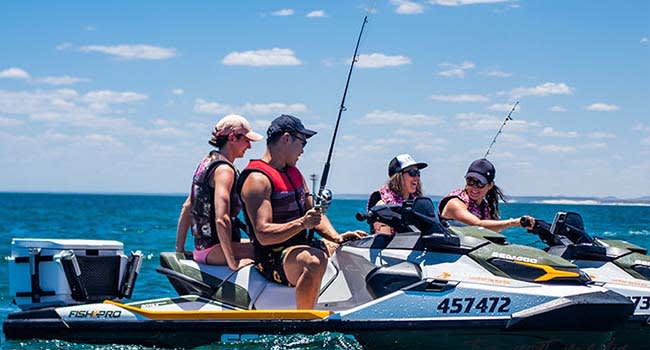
xmin=1 ymin=0 xmax=648 ymax=198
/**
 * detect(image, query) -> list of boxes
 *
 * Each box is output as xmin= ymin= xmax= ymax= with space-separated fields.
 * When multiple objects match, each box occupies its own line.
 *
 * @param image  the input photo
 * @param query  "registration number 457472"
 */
xmin=436 ymin=297 xmax=511 ymax=314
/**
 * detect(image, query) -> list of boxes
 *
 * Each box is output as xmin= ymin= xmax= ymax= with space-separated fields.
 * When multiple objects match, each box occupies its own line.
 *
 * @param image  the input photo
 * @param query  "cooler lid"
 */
xmin=11 ymin=238 xmax=124 ymax=251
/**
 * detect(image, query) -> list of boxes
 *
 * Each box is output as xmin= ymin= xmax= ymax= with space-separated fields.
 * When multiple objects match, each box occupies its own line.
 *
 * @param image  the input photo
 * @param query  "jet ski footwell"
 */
xmin=3 ymin=291 xmax=634 ymax=349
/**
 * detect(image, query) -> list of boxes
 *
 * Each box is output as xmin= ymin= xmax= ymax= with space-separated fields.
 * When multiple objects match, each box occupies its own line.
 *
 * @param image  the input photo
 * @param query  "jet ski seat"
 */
xmin=159 ymin=252 xmax=340 ymax=310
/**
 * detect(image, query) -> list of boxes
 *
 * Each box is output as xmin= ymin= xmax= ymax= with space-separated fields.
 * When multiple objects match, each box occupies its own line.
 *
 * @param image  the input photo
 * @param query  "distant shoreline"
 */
xmin=1 ymin=191 xmax=649 ymax=206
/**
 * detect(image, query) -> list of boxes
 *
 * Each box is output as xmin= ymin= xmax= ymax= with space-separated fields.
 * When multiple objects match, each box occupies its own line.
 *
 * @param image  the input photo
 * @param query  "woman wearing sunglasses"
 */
xmin=367 ymin=154 xmax=428 ymax=234
xmin=438 ymin=158 xmax=534 ymax=232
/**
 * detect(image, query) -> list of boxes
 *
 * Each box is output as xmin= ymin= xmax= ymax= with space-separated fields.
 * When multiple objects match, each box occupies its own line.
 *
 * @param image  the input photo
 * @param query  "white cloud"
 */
xmin=588 ymin=132 xmax=616 ymax=139
xmin=633 ymin=123 xmax=650 ymax=132
xmin=391 ymin=0 xmax=425 ymax=14
xmin=82 ymin=90 xmax=148 ymax=105
xmin=360 ymin=110 xmax=444 ymax=126
xmin=585 ymin=103 xmax=619 ymax=112
xmin=487 ymin=103 xmax=519 ymax=112
xmin=193 ymin=99 xmax=307 ymax=116
xmin=0 ymin=116 xmax=23 ymax=127
xmin=579 ymin=142 xmax=608 ymax=150
xmin=641 ymin=37 xmax=648 ymax=44
xmin=306 ymin=10 xmax=326 ymax=18
xmin=0 ymin=89 xmax=79 ymax=115
xmin=481 ymin=68 xmax=512 ymax=78
xmin=438 ymin=61 xmax=475 ymax=78
xmin=540 ymin=127 xmax=578 ymax=138
xmin=356 ymin=53 xmax=411 ymax=68
xmin=221 ymin=48 xmax=301 ymax=66
xmin=549 ymin=105 xmax=566 ymax=112
xmin=271 ymin=9 xmax=294 ymax=16
xmin=438 ymin=68 xmax=466 ymax=77
xmin=56 ymin=42 xmax=72 ymax=51
xmin=172 ymin=89 xmax=184 ymax=95
xmin=642 ymin=136 xmax=650 ymax=146
xmin=36 ymin=76 xmax=90 ymax=85
xmin=0 ymin=67 xmax=30 ymax=79
xmin=508 ymin=82 xmax=573 ymax=98
xmin=79 ymin=45 xmax=177 ymax=60
xmin=84 ymin=25 xmax=96 ymax=31
xmin=30 ymin=111 xmax=132 ymax=129
xmin=430 ymin=94 xmax=489 ymax=103
xmin=455 ymin=112 xmax=530 ymax=131
xmin=538 ymin=144 xmax=577 ymax=153
xmin=430 ymin=0 xmax=511 ymax=6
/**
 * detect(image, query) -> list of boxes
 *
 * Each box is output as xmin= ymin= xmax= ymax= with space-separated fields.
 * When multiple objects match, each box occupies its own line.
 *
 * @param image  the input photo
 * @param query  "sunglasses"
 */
xmin=466 ymin=177 xmax=487 ymax=189
xmin=292 ymin=133 xmax=307 ymax=147
xmin=403 ymin=168 xmax=421 ymax=177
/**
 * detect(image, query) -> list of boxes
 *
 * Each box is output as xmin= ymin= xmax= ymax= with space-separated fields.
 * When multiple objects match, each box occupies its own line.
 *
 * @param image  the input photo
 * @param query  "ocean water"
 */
xmin=1 ymin=193 xmax=649 ymax=350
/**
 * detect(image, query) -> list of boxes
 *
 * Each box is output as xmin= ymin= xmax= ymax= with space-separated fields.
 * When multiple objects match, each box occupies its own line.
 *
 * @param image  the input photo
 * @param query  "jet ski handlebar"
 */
xmin=356 ymin=197 xmax=448 ymax=235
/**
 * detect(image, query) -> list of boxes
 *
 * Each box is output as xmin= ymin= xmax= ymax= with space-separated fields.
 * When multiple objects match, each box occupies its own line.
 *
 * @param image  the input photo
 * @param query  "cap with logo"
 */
xmin=388 ymin=154 xmax=428 ymax=177
xmin=465 ymin=158 xmax=496 ymax=186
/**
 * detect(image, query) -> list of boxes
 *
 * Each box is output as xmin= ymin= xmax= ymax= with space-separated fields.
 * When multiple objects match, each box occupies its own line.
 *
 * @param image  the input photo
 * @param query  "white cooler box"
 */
xmin=9 ymin=238 xmax=142 ymax=310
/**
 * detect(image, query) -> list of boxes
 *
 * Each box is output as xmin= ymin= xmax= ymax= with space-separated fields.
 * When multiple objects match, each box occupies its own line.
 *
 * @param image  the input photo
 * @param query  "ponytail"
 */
xmin=485 ymin=184 xmax=507 ymax=220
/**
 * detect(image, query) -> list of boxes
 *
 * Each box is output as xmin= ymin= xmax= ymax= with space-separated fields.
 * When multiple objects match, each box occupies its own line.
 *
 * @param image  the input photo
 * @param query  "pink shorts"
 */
xmin=193 ymin=245 xmax=220 ymax=264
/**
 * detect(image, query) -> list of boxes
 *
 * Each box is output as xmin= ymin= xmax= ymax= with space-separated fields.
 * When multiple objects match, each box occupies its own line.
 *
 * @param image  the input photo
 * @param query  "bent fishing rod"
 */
xmin=308 ymin=15 xmax=369 ymax=241
xmin=315 ymin=15 xmax=369 ymax=203
xmin=484 ymin=101 xmax=519 ymax=158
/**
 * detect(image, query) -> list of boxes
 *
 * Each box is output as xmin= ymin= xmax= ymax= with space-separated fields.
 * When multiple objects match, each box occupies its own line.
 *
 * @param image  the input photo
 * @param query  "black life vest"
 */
xmin=190 ymin=151 xmax=241 ymax=250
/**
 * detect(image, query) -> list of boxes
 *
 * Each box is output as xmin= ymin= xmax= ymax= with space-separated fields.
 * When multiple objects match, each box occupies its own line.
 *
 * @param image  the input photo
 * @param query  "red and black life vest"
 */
xmin=238 ymin=160 xmax=308 ymax=258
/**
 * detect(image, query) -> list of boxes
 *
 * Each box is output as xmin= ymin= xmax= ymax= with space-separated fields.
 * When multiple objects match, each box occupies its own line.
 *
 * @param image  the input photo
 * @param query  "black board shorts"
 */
xmin=255 ymin=240 xmax=327 ymax=287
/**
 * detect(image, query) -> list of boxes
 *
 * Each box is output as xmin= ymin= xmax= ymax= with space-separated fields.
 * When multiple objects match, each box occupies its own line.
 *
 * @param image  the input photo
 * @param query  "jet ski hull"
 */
xmin=3 ymin=291 xmax=635 ymax=349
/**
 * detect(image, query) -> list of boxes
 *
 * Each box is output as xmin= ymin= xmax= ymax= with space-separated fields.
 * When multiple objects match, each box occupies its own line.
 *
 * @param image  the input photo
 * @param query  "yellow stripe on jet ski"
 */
xmin=103 ymin=300 xmax=332 ymax=320
xmin=514 ymin=261 xmax=580 ymax=282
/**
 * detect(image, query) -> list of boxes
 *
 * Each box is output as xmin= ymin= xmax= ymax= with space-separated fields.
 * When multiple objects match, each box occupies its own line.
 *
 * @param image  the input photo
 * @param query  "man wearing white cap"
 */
xmin=175 ymin=114 xmax=263 ymax=270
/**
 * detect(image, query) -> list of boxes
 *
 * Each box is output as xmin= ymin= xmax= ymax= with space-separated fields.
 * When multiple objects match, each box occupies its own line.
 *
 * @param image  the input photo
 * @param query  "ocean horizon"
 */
xmin=2 ymin=193 xmax=649 ymax=349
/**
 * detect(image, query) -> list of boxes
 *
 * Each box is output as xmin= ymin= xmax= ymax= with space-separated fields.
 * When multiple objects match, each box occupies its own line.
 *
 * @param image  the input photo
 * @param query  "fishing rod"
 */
xmin=484 ymin=101 xmax=519 ymax=158
xmin=315 ymin=15 xmax=369 ymax=204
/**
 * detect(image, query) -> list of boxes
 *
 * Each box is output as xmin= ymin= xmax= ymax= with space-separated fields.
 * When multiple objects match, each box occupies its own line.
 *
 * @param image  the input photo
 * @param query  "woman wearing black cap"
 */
xmin=367 ymin=154 xmax=428 ymax=234
xmin=438 ymin=158 xmax=534 ymax=232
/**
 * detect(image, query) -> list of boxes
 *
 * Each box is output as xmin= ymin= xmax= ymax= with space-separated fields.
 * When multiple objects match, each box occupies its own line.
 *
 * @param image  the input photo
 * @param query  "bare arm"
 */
xmin=441 ymin=198 xmax=520 ymax=233
xmin=175 ymin=195 xmax=192 ymax=253
xmin=211 ymin=165 xmax=239 ymax=270
xmin=240 ymin=172 xmax=320 ymax=246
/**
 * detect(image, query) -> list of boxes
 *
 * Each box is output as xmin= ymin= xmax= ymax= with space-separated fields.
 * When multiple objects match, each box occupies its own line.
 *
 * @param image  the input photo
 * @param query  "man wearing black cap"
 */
xmin=238 ymin=114 xmax=364 ymax=309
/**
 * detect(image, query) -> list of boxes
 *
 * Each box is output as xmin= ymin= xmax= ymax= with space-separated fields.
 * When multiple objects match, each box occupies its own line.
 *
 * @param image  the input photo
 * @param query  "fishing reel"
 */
xmin=313 ymin=189 xmax=333 ymax=212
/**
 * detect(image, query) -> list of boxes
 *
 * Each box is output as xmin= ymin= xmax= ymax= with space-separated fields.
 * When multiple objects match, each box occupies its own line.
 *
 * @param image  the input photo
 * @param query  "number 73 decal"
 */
xmin=631 ymin=296 xmax=650 ymax=310
xmin=437 ymin=297 xmax=511 ymax=314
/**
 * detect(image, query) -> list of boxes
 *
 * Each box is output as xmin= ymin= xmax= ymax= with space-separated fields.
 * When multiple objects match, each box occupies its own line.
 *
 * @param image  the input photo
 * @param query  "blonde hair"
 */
xmin=387 ymin=172 xmax=423 ymax=199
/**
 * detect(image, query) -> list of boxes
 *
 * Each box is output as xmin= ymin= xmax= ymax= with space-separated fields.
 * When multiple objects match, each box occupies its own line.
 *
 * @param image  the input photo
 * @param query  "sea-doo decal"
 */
xmin=491 ymin=252 xmax=538 ymax=264
xmin=436 ymin=297 xmax=511 ymax=314
xmin=634 ymin=260 xmax=650 ymax=266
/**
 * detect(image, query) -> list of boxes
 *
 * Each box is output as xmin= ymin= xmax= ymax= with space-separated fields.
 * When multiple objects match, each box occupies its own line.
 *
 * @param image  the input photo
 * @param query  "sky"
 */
xmin=0 ymin=0 xmax=648 ymax=198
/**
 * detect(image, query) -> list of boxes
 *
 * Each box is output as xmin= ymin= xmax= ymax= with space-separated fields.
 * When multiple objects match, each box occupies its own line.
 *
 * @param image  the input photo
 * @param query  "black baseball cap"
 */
xmin=465 ymin=158 xmax=495 ymax=186
xmin=266 ymin=114 xmax=317 ymax=139
xmin=388 ymin=154 xmax=428 ymax=177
